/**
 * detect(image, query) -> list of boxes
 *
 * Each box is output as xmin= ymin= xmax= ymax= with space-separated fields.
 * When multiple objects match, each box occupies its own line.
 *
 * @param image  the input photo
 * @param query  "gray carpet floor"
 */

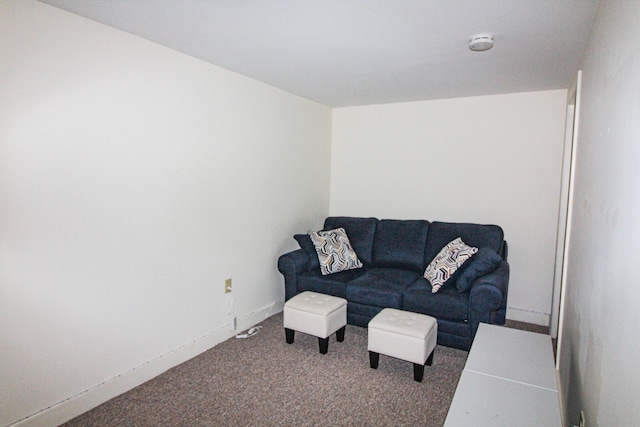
xmin=62 ymin=313 xmax=548 ymax=427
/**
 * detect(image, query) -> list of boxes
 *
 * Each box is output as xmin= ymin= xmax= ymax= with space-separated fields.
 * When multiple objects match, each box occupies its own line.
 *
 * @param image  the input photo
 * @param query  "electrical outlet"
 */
xmin=224 ymin=278 xmax=232 ymax=294
xmin=579 ymin=410 xmax=586 ymax=427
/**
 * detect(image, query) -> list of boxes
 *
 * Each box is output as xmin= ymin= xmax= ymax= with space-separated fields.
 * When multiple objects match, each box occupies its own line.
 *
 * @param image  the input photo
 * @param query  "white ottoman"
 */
xmin=368 ymin=308 xmax=437 ymax=382
xmin=283 ymin=291 xmax=347 ymax=354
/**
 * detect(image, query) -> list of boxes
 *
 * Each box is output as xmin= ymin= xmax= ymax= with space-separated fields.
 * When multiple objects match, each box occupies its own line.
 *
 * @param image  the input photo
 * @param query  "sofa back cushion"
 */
xmin=424 ymin=221 xmax=504 ymax=268
xmin=324 ymin=217 xmax=378 ymax=267
xmin=372 ymin=219 xmax=430 ymax=272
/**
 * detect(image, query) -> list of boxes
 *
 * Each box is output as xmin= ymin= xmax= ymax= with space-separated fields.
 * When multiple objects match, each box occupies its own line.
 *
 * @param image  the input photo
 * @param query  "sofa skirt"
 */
xmin=347 ymin=301 xmax=472 ymax=351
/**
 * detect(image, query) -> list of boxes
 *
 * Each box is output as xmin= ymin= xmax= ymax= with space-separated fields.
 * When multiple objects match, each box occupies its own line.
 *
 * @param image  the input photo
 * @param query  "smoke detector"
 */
xmin=469 ymin=34 xmax=494 ymax=52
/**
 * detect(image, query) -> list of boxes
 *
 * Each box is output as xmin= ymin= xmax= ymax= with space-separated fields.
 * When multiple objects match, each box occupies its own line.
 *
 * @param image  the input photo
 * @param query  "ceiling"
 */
xmin=38 ymin=0 xmax=599 ymax=107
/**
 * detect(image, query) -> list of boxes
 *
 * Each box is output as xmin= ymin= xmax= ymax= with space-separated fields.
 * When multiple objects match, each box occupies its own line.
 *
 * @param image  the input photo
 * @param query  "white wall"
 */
xmin=0 ymin=1 xmax=332 ymax=426
xmin=558 ymin=1 xmax=640 ymax=426
xmin=331 ymin=91 xmax=568 ymax=325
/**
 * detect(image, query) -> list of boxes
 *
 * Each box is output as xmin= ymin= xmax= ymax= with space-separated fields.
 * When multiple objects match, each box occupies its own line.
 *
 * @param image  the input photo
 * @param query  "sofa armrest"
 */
xmin=468 ymin=261 xmax=510 ymax=339
xmin=277 ymin=249 xmax=310 ymax=301
xmin=500 ymin=240 xmax=509 ymax=261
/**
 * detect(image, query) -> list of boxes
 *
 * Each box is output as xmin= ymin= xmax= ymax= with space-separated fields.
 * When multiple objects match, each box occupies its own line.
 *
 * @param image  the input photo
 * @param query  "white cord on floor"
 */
xmin=235 ymin=326 xmax=262 ymax=339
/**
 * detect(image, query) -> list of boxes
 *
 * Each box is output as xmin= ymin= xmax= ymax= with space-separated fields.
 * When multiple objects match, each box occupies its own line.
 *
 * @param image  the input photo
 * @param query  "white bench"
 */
xmin=444 ymin=323 xmax=561 ymax=426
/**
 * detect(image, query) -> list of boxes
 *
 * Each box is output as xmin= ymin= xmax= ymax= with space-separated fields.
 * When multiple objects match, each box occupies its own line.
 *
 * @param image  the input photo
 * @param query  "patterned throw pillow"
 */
xmin=424 ymin=237 xmax=478 ymax=293
xmin=309 ymin=228 xmax=363 ymax=275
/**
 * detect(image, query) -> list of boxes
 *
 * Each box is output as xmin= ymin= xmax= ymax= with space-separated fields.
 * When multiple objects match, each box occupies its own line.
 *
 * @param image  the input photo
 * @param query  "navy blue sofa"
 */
xmin=277 ymin=216 xmax=509 ymax=351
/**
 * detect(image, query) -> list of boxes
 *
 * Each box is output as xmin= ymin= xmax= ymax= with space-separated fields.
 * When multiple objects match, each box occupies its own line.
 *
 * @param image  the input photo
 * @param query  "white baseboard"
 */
xmin=11 ymin=300 xmax=284 ymax=427
xmin=236 ymin=299 xmax=284 ymax=333
xmin=506 ymin=306 xmax=550 ymax=327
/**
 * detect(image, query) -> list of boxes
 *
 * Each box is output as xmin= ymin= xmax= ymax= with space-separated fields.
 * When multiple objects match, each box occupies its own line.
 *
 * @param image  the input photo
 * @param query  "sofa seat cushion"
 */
xmin=372 ymin=219 xmax=430 ymax=272
xmin=346 ymin=268 xmax=421 ymax=308
xmin=297 ymin=268 xmax=366 ymax=299
xmin=402 ymin=278 xmax=469 ymax=322
xmin=324 ymin=217 xmax=378 ymax=267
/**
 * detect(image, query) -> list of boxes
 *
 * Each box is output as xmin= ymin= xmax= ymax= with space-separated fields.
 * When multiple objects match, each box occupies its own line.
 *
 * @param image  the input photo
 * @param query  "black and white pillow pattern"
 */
xmin=309 ymin=227 xmax=363 ymax=275
xmin=424 ymin=237 xmax=478 ymax=293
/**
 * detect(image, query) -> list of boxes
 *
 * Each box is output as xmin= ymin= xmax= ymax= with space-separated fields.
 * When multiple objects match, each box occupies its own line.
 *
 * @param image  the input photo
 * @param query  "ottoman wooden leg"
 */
xmin=426 ymin=348 xmax=435 ymax=366
xmin=369 ymin=351 xmax=380 ymax=369
xmin=318 ymin=337 xmax=329 ymax=354
xmin=336 ymin=326 xmax=346 ymax=342
xmin=413 ymin=363 xmax=425 ymax=382
xmin=414 ymin=350 xmax=434 ymax=382
xmin=285 ymin=328 xmax=295 ymax=344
